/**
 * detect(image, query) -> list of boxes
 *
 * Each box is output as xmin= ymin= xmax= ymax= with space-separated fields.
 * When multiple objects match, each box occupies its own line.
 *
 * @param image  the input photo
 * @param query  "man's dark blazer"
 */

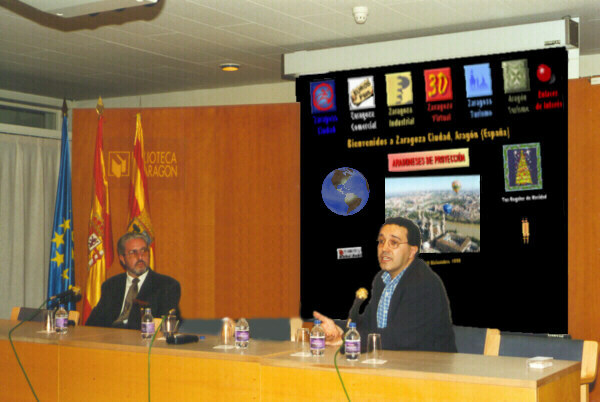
xmin=86 ymin=269 xmax=181 ymax=329
xmin=356 ymin=257 xmax=456 ymax=353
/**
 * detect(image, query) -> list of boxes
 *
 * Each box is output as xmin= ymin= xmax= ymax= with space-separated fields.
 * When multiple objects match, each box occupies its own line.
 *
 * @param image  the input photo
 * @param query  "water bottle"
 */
xmin=235 ymin=318 xmax=250 ymax=349
xmin=310 ymin=320 xmax=325 ymax=356
xmin=55 ymin=304 xmax=68 ymax=334
xmin=344 ymin=322 xmax=361 ymax=361
xmin=141 ymin=307 xmax=155 ymax=339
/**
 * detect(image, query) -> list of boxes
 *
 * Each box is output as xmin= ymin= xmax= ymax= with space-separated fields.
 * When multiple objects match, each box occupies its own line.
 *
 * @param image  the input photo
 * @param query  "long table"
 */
xmin=260 ymin=347 xmax=580 ymax=401
xmin=1 ymin=319 xmax=580 ymax=401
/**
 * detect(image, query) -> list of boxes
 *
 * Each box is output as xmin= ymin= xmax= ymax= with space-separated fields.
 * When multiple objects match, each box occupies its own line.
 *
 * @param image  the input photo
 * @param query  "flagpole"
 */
xmin=47 ymin=100 xmax=76 ymax=311
xmin=127 ymin=113 xmax=156 ymax=270
xmin=82 ymin=97 xmax=114 ymax=324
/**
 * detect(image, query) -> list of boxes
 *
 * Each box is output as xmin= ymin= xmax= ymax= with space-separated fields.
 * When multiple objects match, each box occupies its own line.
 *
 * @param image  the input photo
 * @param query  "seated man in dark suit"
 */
xmin=314 ymin=217 xmax=456 ymax=353
xmin=86 ymin=231 xmax=181 ymax=329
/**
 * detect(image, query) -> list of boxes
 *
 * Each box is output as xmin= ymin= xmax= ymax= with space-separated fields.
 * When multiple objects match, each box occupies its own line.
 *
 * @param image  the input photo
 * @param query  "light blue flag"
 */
xmin=47 ymin=114 xmax=75 ymax=310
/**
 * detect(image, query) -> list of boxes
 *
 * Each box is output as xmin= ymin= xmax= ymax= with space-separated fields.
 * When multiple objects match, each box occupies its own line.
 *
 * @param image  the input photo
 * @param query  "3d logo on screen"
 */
xmin=310 ymin=80 xmax=337 ymax=114
xmin=424 ymin=67 xmax=453 ymax=123
xmin=424 ymin=67 xmax=453 ymax=102
xmin=321 ymin=167 xmax=369 ymax=216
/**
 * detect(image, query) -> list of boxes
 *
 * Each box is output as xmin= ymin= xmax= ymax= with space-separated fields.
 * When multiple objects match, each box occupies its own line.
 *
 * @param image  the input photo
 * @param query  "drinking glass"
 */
xmin=162 ymin=315 xmax=178 ymax=338
xmin=43 ymin=310 xmax=55 ymax=333
xmin=295 ymin=328 xmax=310 ymax=356
xmin=221 ymin=317 xmax=235 ymax=346
xmin=367 ymin=333 xmax=383 ymax=363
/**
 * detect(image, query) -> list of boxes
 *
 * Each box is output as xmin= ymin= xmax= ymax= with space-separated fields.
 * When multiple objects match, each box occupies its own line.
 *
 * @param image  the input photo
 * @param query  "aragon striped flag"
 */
xmin=82 ymin=98 xmax=114 ymax=324
xmin=127 ymin=113 xmax=155 ymax=269
xmin=47 ymin=102 xmax=76 ymax=310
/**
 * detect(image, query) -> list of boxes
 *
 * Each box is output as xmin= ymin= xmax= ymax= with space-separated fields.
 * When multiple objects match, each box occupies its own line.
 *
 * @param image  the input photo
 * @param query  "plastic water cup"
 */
xmin=162 ymin=315 xmax=178 ymax=337
xmin=367 ymin=333 xmax=383 ymax=363
xmin=43 ymin=310 xmax=55 ymax=333
xmin=295 ymin=328 xmax=310 ymax=355
xmin=221 ymin=317 xmax=235 ymax=346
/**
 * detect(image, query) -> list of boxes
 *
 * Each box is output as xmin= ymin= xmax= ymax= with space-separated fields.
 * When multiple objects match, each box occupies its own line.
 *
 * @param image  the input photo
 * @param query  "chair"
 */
xmin=501 ymin=330 xmax=571 ymax=339
xmin=452 ymin=325 xmax=500 ymax=355
xmin=247 ymin=318 xmax=292 ymax=341
xmin=178 ymin=318 xmax=222 ymax=335
xmin=289 ymin=317 xmax=304 ymax=341
xmin=11 ymin=307 xmax=80 ymax=326
xmin=486 ymin=331 xmax=598 ymax=402
xmin=179 ymin=317 xmax=302 ymax=341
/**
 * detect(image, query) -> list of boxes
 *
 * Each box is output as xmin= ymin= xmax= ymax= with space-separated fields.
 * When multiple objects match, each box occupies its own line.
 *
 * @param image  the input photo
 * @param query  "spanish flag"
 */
xmin=127 ymin=113 xmax=155 ymax=269
xmin=82 ymin=98 xmax=114 ymax=324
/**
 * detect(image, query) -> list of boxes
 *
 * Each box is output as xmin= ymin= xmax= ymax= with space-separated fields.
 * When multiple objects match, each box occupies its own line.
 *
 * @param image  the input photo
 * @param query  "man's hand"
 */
xmin=313 ymin=311 xmax=343 ymax=345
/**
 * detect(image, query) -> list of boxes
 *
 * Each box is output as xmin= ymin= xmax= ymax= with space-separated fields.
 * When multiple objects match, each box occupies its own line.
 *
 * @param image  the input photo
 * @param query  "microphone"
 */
xmin=49 ymin=286 xmax=81 ymax=301
xmin=346 ymin=288 xmax=368 ymax=328
xmin=166 ymin=334 xmax=202 ymax=345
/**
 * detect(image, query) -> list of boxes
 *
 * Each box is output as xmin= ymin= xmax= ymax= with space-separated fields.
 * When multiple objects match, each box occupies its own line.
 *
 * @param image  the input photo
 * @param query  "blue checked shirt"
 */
xmin=376 ymin=270 xmax=407 ymax=328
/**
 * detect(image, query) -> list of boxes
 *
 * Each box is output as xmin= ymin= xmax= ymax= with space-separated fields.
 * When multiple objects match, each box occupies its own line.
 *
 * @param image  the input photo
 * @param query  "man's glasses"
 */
xmin=376 ymin=238 xmax=408 ymax=250
xmin=126 ymin=247 xmax=149 ymax=258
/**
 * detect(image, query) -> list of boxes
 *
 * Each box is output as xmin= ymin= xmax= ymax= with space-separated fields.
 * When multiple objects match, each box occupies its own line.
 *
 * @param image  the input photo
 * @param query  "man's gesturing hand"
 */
xmin=313 ymin=311 xmax=343 ymax=345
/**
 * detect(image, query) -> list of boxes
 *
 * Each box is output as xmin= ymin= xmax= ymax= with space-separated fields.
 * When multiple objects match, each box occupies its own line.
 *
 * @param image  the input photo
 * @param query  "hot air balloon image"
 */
xmin=443 ymin=203 xmax=453 ymax=215
xmin=451 ymin=180 xmax=461 ymax=194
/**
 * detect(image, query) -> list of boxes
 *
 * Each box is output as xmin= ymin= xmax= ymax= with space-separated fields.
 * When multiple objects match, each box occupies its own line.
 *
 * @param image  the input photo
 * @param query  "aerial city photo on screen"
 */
xmin=385 ymin=175 xmax=480 ymax=253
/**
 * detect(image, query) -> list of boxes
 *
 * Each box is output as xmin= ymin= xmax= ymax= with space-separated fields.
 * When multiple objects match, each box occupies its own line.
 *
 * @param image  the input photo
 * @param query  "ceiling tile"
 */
xmin=0 ymin=0 xmax=598 ymax=99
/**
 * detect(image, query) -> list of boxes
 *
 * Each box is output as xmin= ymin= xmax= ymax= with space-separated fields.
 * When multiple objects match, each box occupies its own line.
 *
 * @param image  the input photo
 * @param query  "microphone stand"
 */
xmin=333 ymin=343 xmax=351 ymax=401
xmin=8 ymin=292 xmax=80 ymax=402
xmin=48 ymin=293 xmax=81 ymax=326
xmin=8 ymin=299 xmax=48 ymax=402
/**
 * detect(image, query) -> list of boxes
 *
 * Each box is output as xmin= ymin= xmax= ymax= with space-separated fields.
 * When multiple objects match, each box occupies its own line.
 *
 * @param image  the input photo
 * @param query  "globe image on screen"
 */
xmin=321 ymin=167 xmax=370 ymax=215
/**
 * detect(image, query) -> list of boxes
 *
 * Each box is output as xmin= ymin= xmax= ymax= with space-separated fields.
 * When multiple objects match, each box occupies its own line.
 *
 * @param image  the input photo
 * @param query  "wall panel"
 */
xmin=213 ymin=104 xmax=300 ymax=318
xmin=568 ymin=78 xmax=600 ymax=402
xmin=72 ymin=104 xmax=299 ymax=320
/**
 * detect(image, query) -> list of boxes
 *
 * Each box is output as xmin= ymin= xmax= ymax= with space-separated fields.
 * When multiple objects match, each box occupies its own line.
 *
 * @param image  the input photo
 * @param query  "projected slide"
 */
xmin=385 ymin=175 xmax=480 ymax=253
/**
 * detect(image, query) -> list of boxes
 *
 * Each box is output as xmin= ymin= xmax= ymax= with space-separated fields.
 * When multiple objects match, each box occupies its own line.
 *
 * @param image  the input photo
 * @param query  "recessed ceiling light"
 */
xmin=220 ymin=63 xmax=240 ymax=72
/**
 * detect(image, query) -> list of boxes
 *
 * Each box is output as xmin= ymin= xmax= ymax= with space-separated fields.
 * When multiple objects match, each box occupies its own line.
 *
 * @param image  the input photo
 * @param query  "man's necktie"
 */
xmin=113 ymin=278 xmax=139 ymax=326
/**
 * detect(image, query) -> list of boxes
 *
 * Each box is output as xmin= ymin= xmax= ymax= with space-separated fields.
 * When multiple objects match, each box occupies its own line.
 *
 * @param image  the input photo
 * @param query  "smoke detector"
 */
xmin=353 ymin=6 xmax=368 ymax=24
